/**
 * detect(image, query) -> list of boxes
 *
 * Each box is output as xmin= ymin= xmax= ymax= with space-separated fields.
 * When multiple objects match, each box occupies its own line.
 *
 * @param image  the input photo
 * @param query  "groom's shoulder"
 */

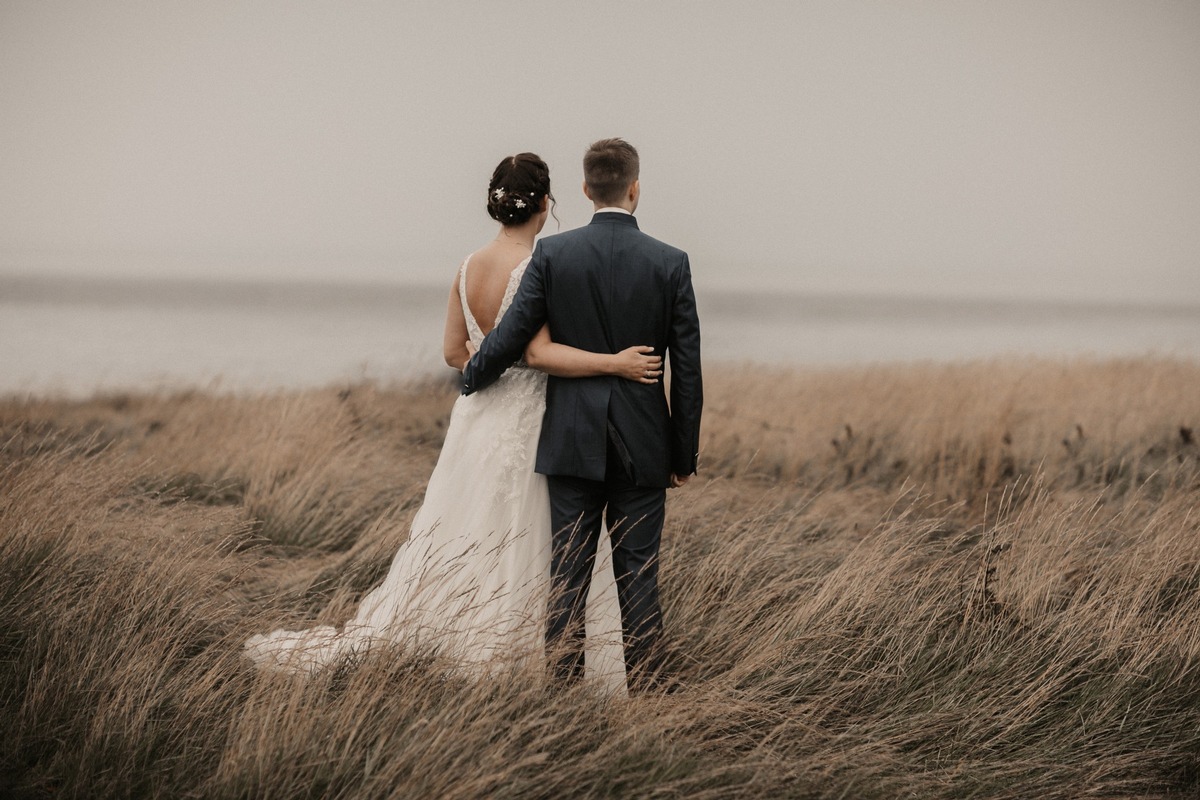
xmin=535 ymin=226 xmax=587 ymax=254
xmin=636 ymin=229 xmax=687 ymax=260
xmin=627 ymin=227 xmax=688 ymax=270
xmin=539 ymin=221 xmax=687 ymax=262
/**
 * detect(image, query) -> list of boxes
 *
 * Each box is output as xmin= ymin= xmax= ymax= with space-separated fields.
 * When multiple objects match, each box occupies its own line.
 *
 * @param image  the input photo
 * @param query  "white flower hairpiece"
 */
xmin=514 ymin=199 xmax=526 ymax=208
xmin=493 ymin=188 xmax=505 ymax=200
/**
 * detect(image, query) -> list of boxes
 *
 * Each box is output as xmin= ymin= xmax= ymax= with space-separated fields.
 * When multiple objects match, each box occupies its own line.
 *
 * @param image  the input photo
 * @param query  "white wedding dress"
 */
xmin=245 ymin=256 xmax=627 ymax=693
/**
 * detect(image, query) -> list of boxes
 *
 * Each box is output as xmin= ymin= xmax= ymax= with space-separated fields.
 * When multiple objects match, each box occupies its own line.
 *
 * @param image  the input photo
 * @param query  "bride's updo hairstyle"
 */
xmin=487 ymin=153 xmax=556 ymax=227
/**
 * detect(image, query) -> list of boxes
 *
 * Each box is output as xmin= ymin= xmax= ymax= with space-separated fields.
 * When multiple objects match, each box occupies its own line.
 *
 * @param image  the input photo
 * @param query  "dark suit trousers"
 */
xmin=546 ymin=438 xmax=666 ymax=688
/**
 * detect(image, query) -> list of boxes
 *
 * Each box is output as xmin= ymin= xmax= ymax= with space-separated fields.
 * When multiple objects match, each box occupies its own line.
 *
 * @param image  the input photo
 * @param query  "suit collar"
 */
xmin=589 ymin=211 xmax=639 ymax=229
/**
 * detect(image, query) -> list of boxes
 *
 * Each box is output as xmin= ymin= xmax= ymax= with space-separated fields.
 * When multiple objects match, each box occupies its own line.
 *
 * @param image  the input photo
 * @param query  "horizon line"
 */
xmin=2 ymin=270 xmax=1198 ymax=316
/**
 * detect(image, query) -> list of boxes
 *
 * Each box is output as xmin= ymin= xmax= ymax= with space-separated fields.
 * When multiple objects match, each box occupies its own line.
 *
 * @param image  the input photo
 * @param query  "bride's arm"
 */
xmin=443 ymin=272 xmax=471 ymax=371
xmin=524 ymin=325 xmax=662 ymax=383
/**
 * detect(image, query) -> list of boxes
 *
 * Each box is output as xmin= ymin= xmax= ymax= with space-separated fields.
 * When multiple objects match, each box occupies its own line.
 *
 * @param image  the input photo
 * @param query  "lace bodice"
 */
xmin=458 ymin=254 xmax=532 ymax=351
xmin=456 ymin=253 xmax=544 ymax=499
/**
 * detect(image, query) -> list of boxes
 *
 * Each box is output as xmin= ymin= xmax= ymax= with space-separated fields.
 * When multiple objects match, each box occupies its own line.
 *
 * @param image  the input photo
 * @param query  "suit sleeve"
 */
xmin=667 ymin=253 xmax=703 ymax=475
xmin=461 ymin=246 xmax=549 ymax=395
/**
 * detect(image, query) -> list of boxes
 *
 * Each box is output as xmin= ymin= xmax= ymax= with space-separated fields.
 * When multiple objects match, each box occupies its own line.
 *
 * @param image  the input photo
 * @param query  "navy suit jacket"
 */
xmin=461 ymin=212 xmax=702 ymax=488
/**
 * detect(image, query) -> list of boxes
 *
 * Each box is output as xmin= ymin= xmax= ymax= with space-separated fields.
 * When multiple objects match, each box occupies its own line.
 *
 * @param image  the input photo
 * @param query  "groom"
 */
xmin=462 ymin=138 xmax=703 ymax=690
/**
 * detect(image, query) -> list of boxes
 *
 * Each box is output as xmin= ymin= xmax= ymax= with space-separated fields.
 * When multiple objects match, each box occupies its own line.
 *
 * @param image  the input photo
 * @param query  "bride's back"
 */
xmin=463 ymin=243 xmax=530 ymax=334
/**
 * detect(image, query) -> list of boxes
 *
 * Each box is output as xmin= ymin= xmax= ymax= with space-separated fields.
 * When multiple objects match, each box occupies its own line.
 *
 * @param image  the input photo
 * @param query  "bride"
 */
xmin=244 ymin=153 xmax=661 ymax=693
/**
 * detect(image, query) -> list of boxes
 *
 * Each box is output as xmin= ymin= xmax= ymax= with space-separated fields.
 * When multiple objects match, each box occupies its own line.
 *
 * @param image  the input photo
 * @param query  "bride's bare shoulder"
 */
xmin=469 ymin=243 xmax=531 ymax=281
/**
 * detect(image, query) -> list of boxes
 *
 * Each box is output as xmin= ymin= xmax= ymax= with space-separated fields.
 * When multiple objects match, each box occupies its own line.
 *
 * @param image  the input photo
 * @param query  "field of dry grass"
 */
xmin=2 ymin=357 xmax=1199 ymax=798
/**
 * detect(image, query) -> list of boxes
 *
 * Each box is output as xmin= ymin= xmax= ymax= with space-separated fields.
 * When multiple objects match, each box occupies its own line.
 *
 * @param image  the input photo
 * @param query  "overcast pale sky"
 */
xmin=2 ymin=1 xmax=1198 ymax=303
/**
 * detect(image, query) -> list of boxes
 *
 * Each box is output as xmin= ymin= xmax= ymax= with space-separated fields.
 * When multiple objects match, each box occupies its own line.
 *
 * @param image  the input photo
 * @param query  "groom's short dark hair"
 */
xmin=584 ymin=138 xmax=639 ymax=205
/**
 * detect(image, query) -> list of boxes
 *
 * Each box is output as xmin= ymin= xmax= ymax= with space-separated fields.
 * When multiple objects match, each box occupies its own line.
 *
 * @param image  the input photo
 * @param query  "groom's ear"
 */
xmin=629 ymin=179 xmax=640 ymax=209
xmin=582 ymin=180 xmax=593 ymax=203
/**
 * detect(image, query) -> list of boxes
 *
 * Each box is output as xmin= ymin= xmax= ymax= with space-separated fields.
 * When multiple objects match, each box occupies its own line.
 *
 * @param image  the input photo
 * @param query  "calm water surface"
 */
xmin=3 ymin=275 xmax=1198 ymax=397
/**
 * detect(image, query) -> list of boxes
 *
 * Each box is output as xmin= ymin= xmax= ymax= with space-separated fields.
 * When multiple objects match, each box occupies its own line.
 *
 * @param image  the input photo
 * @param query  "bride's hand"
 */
xmin=613 ymin=346 xmax=662 ymax=384
xmin=465 ymin=339 xmax=477 ymax=357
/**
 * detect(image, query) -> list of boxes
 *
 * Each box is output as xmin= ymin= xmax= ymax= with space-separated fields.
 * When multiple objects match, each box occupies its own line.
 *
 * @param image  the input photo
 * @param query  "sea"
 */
xmin=2 ymin=274 xmax=1198 ymax=397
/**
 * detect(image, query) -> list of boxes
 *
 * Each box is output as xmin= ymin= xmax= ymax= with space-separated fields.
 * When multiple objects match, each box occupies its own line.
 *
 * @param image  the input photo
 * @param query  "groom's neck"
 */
xmin=593 ymin=204 xmax=634 ymax=215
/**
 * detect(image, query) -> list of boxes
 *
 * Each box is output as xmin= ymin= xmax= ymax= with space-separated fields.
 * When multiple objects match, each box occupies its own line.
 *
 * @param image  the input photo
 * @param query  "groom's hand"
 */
xmin=669 ymin=473 xmax=691 ymax=488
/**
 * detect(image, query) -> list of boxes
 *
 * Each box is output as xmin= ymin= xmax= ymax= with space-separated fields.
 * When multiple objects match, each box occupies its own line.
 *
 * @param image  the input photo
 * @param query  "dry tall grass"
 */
xmin=2 ymin=358 xmax=1198 ymax=798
